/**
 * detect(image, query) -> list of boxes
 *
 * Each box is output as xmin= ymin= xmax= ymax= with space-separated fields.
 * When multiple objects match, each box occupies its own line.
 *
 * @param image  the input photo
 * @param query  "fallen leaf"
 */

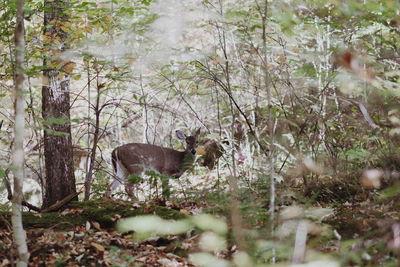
xmin=164 ymin=242 xmax=176 ymax=253
xmin=92 ymin=221 xmax=101 ymax=231
xmin=86 ymin=221 xmax=91 ymax=231
xmin=91 ymin=242 xmax=105 ymax=252
xmin=180 ymin=209 xmax=190 ymax=215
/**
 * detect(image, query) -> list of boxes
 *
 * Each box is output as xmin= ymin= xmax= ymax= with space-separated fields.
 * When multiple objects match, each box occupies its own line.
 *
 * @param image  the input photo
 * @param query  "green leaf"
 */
xmin=117 ymin=215 xmax=191 ymax=235
xmin=44 ymin=129 xmax=70 ymax=137
xmin=345 ymin=148 xmax=368 ymax=160
xmin=127 ymin=174 xmax=144 ymax=184
xmin=191 ymin=214 xmax=227 ymax=235
xmin=380 ymin=183 xmax=400 ymax=198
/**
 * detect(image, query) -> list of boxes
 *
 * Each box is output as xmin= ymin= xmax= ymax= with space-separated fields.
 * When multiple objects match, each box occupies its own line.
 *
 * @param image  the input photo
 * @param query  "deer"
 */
xmin=106 ymin=129 xmax=200 ymax=198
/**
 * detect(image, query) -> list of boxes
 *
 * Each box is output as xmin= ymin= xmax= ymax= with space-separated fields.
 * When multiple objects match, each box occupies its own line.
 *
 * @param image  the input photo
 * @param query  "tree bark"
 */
xmin=42 ymin=0 xmax=77 ymax=209
xmin=12 ymin=0 xmax=30 ymax=264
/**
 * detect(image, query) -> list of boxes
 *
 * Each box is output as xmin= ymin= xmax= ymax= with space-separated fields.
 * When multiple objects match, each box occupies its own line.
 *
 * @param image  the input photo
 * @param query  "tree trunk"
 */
xmin=42 ymin=0 xmax=77 ymax=209
xmin=261 ymin=0 xmax=276 ymax=263
xmin=12 ymin=0 xmax=30 ymax=264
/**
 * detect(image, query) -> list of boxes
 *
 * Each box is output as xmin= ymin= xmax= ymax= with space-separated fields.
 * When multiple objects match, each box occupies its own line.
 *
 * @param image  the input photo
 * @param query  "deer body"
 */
xmin=107 ymin=129 xmax=200 ymax=197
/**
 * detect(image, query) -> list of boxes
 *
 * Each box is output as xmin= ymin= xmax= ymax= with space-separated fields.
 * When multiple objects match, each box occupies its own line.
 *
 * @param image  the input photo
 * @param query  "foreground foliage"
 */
xmin=0 ymin=181 xmax=399 ymax=266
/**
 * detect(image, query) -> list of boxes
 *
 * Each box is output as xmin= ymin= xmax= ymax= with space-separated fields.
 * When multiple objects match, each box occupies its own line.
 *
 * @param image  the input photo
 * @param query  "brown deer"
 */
xmin=106 ymin=129 xmax=200 ymax=197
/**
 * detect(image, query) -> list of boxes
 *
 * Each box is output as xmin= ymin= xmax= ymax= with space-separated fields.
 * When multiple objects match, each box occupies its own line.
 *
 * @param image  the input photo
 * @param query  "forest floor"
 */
xmin=1 ymin=180 xmax=400 ymax=266
xmin=0 ymin=199 xmax=204 ymax=266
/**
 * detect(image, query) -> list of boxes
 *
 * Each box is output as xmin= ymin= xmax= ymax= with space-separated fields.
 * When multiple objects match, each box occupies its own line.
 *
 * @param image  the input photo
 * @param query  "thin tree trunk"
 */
xmin=260 ymin=0 xmax=276 ymax=263
xmin=217 ymin=0 xmax=246 ymax=251
xmin=84 ymin=72 xmax=101 ymax=200
xmin=42 ymin=0 xmax=77 ymax=209
xmin=12 ymin=0 xmax=30 ymax=264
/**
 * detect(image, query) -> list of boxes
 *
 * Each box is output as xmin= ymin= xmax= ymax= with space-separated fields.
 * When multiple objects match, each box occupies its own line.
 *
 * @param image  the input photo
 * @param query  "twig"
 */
xmin=41 ymin=190 xmax=82 ymax=213
xmin=3 ymin=170 xmax=41 ymax=212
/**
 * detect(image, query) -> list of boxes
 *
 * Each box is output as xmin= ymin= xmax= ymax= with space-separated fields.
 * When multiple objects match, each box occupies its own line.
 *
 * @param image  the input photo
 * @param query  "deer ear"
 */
xmin=195 ymin=128 xmax=200 ymax=136
xmin=176 ymin=130 xmax=186 ymax=140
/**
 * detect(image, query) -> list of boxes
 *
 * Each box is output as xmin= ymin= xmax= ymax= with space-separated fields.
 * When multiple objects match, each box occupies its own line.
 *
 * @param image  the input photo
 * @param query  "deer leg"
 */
xmin=105 ymin=179 xmax=122 ymax=198
xmin=125 ymin=164 xmax=144 ymax=199
xmin=125 ymin=183 xmax=137 ymax=199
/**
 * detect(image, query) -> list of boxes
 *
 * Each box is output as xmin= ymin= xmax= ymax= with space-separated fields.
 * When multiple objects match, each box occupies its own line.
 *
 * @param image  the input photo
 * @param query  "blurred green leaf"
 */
xmin=191 ymin=214 xmax=227 ymax=235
